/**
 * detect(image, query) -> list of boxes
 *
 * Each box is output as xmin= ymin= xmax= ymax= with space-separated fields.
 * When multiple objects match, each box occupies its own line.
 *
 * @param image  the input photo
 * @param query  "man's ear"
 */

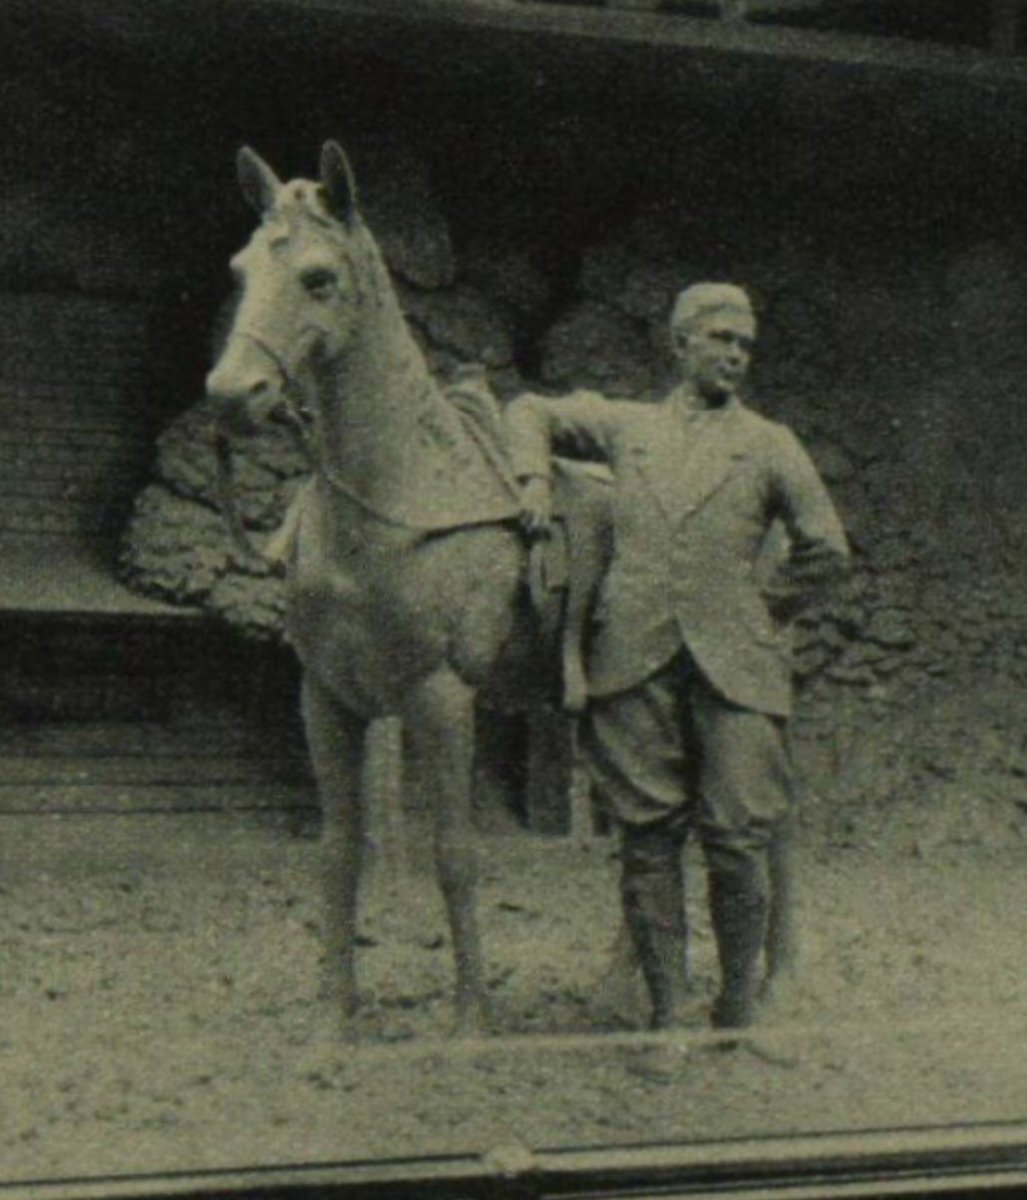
xmin=670 ymin=324 xmax=689 ymax=358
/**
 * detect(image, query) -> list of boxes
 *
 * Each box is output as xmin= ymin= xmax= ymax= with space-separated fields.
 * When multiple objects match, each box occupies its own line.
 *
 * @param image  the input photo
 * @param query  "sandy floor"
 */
xmin=1 ymin=811 xmax=1025 ymax=1184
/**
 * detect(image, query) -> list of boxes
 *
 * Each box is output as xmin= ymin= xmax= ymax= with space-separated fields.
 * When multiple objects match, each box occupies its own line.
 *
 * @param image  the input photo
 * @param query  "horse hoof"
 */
xmin=338 ymin=1021 xmax=362 ymax=1046
xmin=627 ymin=1037 xmax=690 ymax=1083
xmin=449 ymin=1003 xmax=489 ymax=1040
xmin=758 ymin=970 xmax=800 ymax=1022
xmin=318 ymin=981 xmax=361 ymax=1035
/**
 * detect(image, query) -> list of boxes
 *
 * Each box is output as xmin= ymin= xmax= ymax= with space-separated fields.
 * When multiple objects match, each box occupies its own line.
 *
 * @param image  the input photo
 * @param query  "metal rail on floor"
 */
xmin=3 ymin=1119 xmax=1027 ymax=1200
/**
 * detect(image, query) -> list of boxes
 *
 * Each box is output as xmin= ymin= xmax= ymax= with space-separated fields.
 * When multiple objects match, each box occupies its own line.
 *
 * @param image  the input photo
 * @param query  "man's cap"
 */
xmin=671 ymin=282 xmax=754 ymax=329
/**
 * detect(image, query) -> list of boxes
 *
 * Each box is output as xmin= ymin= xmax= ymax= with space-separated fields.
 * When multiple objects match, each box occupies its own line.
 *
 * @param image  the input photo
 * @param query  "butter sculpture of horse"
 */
xmin=206 ymin=141 xmax=581 ymax=1035
xmin=207 ymin=141 xmax=798 ymax=1038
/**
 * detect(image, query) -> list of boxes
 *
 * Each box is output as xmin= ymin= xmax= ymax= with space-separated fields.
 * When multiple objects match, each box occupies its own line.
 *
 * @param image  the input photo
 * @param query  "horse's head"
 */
xmin=206 ymin=141 xmax=369 ymax=433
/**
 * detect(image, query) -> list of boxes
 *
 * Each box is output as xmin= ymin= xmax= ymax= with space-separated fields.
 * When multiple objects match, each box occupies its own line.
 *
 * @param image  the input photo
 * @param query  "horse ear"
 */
xmin=236 ymin=146 xmax=281 ymax=214
xmin=320 ymin=141 xmax=359 ymax=224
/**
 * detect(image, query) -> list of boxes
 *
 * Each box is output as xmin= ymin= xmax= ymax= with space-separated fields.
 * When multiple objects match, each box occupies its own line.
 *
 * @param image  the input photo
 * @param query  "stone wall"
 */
xmin=3 ymin=5 xmax=1021 ymax=845
xmin=5 ymin=16 xmax=1010 ymax=847
xmin=552 ymin=212 xmax=1027 ymax=847
xmin=118 ymin=144 xmax=528 ymax=638
xmin=116 ymin=134 xmax=1027 ymax=847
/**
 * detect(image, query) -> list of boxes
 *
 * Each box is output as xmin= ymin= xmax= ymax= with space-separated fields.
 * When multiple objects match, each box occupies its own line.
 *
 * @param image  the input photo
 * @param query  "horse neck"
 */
xmin=313 ymin=279 xmax=468 ymax=511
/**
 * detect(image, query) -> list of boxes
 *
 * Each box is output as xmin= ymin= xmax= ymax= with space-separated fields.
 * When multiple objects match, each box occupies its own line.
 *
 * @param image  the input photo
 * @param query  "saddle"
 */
xmin=528 ymin=458 xmax=614 ymax=713
xmin=446 ymin=366 xmax=614 ymax=713
xmin=264 ymin=367 xmax=615 ymax=712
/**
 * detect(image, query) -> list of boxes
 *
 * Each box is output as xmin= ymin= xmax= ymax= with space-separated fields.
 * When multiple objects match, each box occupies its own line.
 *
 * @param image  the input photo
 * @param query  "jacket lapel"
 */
xmin=632 ymin=398 xmax=748 ymax=528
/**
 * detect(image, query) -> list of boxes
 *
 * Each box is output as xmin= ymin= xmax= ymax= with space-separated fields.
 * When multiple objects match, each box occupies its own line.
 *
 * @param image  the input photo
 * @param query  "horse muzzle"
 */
xmin=206 ymin=363 xmax=289 ymax=435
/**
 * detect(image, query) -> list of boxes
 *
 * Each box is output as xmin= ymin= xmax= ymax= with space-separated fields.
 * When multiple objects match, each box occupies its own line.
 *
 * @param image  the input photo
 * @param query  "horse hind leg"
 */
xmin=404 ymin=669 xmax=486 ymax=1037
xmin=301 ymin=673 xmax=368 ymax=1032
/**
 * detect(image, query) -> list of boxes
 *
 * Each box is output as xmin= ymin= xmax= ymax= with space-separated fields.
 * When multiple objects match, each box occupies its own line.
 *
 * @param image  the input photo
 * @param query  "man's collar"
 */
xmin=667 ymin=384 xmax=742 ymax=418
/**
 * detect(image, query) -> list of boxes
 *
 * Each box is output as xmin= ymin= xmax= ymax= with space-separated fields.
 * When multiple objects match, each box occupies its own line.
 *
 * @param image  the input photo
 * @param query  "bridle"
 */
xmin=211 ymin=319 xmax=439 ymax=574
xmin=211 ymin=232 xmax=514 ymax=552
xmin=213 ymin=328 xmax=314 ymax=567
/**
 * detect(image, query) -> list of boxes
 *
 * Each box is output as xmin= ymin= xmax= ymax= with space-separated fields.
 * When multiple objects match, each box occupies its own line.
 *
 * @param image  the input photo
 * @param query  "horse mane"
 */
xmin=246 ymin=176 xmax=520 ymax=532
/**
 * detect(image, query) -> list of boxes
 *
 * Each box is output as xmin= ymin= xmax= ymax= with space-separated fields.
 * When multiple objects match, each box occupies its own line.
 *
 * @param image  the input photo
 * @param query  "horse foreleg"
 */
xmin=405 ymin=670 xmax=486 ymax=1037
xmin=301 ymin=674 xmax=368 ymax=1027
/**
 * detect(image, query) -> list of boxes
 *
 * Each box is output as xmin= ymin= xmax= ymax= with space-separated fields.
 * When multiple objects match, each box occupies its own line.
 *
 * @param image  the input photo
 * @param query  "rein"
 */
xmin=212 ymin=333 xmax=436 ymax=566
xmin=216 ymin=354 xmax=518 ymax=544
xmin=213 ymin=329 xmax=316 ymax=566
xmin=213 ymin=233 xmax=519 ymax=546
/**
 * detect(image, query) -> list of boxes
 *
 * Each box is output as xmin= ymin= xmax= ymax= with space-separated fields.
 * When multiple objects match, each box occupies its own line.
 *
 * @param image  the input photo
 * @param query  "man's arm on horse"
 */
xmin=504 ymin=390 xmax=625 ymax=536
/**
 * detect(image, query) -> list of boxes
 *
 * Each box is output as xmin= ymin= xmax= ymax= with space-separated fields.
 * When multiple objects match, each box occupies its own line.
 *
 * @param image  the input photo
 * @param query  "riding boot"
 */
xmin=620 ymin=825 xmax=690 ymax=1031
xmin=707 ymin=863 xmax=769 ymax=1030
xmin=760 ymin=818 xmax=799 ymax=1012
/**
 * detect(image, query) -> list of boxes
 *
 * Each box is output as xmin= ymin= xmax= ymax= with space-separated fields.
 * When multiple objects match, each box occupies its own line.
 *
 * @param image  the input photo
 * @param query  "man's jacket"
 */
xmin=504 ymin=389 xmax=850 ymax=716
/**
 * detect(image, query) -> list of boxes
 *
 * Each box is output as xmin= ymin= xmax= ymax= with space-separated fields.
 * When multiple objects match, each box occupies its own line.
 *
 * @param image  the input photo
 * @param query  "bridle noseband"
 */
xmin=213 ymin=328 xmax=315 ymax=567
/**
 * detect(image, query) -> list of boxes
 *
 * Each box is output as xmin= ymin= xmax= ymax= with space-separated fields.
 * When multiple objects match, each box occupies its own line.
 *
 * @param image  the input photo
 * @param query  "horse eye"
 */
xmin=301 ymin=268 xmax=337 ymax=295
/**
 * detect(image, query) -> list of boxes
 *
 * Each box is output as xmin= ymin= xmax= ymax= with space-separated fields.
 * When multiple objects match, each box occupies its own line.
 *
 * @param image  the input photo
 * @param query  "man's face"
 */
xmin=673 ymin=308 xmax=756 ymax=401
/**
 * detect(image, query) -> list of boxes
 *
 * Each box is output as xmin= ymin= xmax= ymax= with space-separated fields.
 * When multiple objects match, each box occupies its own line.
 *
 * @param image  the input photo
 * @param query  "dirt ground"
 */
xmin=1 ymin=808 xmax=1025 ymax=1185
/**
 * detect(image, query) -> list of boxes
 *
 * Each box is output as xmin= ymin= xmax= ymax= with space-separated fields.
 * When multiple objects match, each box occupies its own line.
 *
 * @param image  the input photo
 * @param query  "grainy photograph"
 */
xmin=1 ymin=3 xmax=1026 ymax=1196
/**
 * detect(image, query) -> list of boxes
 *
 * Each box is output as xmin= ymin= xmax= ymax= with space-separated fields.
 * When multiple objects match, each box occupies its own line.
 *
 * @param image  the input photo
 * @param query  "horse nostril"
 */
xmin=205 ymin=367 xmax=226 ymax=401
xmin=205 ymin=367 xmax=272 ymax=407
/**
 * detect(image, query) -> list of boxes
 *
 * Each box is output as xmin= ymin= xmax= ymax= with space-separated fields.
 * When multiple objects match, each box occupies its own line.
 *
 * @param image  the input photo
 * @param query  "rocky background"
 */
xmin=5 ymin=16 xmax=1022 ymax=848
xmin=116 ymin=137 xmax=1027 ymax=849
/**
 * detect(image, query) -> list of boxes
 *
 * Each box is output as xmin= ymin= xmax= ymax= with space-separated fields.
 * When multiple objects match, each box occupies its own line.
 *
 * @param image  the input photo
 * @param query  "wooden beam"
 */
xmin=23 ymin=0 xmax=1027 ymax=94
xmin=225 ymin=0 xmax=1027 ymax=90
xmin=991 ymin=0 xmax=1021 ymax=56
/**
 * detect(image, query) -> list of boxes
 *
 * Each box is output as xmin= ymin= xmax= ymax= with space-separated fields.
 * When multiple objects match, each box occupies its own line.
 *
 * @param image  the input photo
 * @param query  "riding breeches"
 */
xmin=581 ymin=650 xmax=796 ymax=880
